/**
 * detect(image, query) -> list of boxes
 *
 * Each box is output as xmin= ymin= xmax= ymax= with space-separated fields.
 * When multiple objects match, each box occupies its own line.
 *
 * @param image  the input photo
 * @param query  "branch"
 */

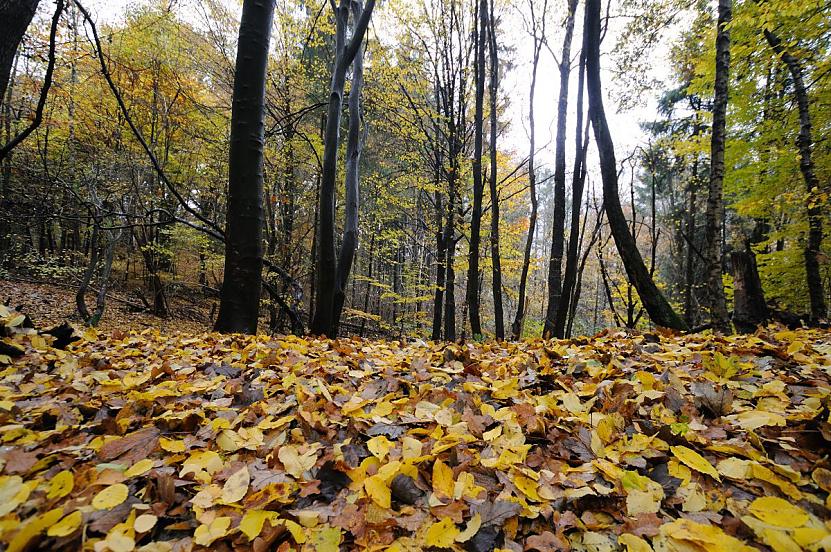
xmin=343 ymin=0 xmax=376 ymax=67
xmin=0 ymin=0 xmax=64 ymax=161
xmin=73 ymin=0 xmax=224 ymax=239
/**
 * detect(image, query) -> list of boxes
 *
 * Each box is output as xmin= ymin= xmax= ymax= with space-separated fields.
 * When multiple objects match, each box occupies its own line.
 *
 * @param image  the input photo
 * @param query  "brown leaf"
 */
xmin=98 ymin=426 xmax=160 ymax=462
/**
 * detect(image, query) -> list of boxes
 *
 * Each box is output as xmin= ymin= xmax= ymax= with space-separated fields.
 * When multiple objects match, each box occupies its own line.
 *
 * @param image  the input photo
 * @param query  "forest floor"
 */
xmin=1 ymin=278 xmax=214 ymax=334
xmin=1 ymin=302 xmax=831 ymax=551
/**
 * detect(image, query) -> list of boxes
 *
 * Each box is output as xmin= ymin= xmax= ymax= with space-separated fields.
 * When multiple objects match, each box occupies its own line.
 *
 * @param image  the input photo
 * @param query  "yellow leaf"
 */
xmin=240 ymin=510 xmax=278 ymax=541
xmin=310 ymin=526 xmax=342 ymax=552
xmin=658 ymin=518 xmax=755 ymax=552
xmin=282 ymin=519 xmax=307 ymax=543
xmin=8 ymin=508 xmax=63 ymax=552
xmin=367 ymin=435 xmax=394 ymax=460
xmin=92 ymin=483 xmax=129 ymax=510
xmin=732 ymin=410 xmax=786 ymax=431
xmin=47 ymin=470 xmax=74 ymax=499
xmin=104 ymin=525 xmax=135 ymax=552
xmin=0 ymin=475 xmax=29 ymax=516
xmin=425 ymin=517 xmax=459 ymax=548
xmin=747 ymin=497 xmax=809 ymax=528
xmin=278 ymin=445 xmax=317 ymax=479
xmin=402 ymin=436 xmax=422 ymax=460
xmin=221 ymin=466 xmax=250 ymax=504
xmin=432 ymin=459 xmax=454 ymax=498
xmin=759 ymin=528 xmax=802 ymax=552
xmin=159 ymin=437 xmax=185 ymax=453
xmin=46 ymin=510 xmax=83 ymax=537
xmin=717 ymin=457 xmax=751 ymax=479
xmin=125 ymin=459 xmax=154 ymax=478
xmin=365 ymin=474 xmax=391 ymax=508
xmin=193 ymin=516 xmax=231 ymax=546
xmin=456 ymin=514 xmax=481 ymax=543
xmin=180 ymin=450 xmax=223 ymax=482
xmin=670 ymin=446 xmax=720 ymax=481
xmin=512 ymin=472 xmax=542 ymax=502
xmin=134 ymin=514 xmax=157 ymax=533
xmin=618 ymin=533 xmax=653 ymax=552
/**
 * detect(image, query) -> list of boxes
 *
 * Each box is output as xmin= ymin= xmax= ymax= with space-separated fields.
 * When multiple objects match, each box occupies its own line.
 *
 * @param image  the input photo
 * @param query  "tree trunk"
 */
xmin=487 ymin=0 xmax=503 ymax=339
xmin=466 ymin=0 xmax=488 ymax=337
xmin=584 ymin=0 xmax=688 ymax=331
xmin=684 ymin=130 xmax=700 ymax=327
xmin=763 ymin=29 xmax=827 ymax=322
xmin=432 ymin=192 xmax=446 ymax=340
xmin=311 ymin=0 xmax=375 ymax=337
xmin=332 ymin=1 xmax=367 ymax=334
xmin=731 ymin=248 xmax=767 ymax=333
xmin=704 ymin=0 xmax=732 ymax=333
xmin=543 ymin=0 xmax=578 ymax=338
xmin=215 ymin=0 xmax=276 ymax=334
xmin=555 ymin=27 xmax=589 ymax=339
xmin=0 ymin=0 xmax=39 ymax=106
xmin=511 ymin=0 xmax=544 ymax=340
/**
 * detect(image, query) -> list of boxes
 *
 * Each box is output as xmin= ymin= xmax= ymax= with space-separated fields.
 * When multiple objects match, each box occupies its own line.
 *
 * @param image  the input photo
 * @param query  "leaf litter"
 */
xmin=0 ymin=303 xmax=830 ymax=551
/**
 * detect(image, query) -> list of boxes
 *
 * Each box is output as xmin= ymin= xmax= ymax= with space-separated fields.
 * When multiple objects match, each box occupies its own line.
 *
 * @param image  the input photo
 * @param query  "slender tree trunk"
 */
xmin=704 ymin=0 xmax=732 ymax=333
xmin=432 ymin=192 xmax=446 ymax=340
xmin=543 ymin=0 xmax=578 ymax=338
xmin=466 ymin=0 xmax=488 ymax=337
xmin=311 ymin=0 xmax=375 ymax=337
xmin=332 ymin=2 xmax=367 ymax=334
xmin=215 ymin=0 xmax=276 ymax=334
xmin=444 ymin=183 xmax=457 ymax=340
xmin=684 ymin=126 xmax=700 ymax=326
xmin=585 ymin=0 xmax=688 ymax=331
xmin=555 ymin=33 xmax=589 ymax=338
xmin=763 ymin=29 xmax=827 ymax=322
xmin=487 ymin=0 xmax=503 ymax=339
xmin=511 ymin=0 xmax=544 ymax=340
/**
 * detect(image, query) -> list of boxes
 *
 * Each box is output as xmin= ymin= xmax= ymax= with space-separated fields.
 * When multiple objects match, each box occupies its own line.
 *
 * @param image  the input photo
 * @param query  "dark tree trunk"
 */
xmin=763 ymin=29 xmax=827 ymax=322
xmin=466 ymin=0 xmax=487 ymax=337
xmin=311 ymin=0 xmax=375 ymax=337
xmin=332 ymin=0 xmax=367 ymax=335
xmin=444 ymin=185 xmax=457 ymax=340
xmin=704 ymin=0 xmax=731 ymax=333
xmin=487 ymin=0 xmax=503 ymax=339
xmin=432 ymin=192 xmax=446 ymax=340
xmin=555 ymin=23 xmax=589 ymax=339
xmin=684 ymin=127 xmax=700 ymax=327
xmin=0 ymin=0 xmax=39 ymax=106
xmin=731 ymin=249 xmax=767 ymax=333
xmin=215 ymin=0 xmax=276 ymax=334
xmin=585 ymin=0 xmax=688 ymax=331
xmin=543 ymin=0 xmax=578 ymax=338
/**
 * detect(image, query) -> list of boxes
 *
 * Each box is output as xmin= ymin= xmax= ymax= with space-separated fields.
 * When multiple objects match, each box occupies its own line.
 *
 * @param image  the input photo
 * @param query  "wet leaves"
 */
xmin=0 ymin=303 xmax=830 ymax=550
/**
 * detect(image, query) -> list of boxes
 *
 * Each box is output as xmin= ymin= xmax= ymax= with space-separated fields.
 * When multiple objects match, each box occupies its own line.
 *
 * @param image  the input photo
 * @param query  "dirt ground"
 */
xmin=1 ymin=278 xmax=214 ymax=333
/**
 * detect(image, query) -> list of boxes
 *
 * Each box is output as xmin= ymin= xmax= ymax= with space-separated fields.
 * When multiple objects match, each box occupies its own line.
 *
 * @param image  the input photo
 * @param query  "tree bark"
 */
xmin=487 ymin=0 xmax=503 ymax=339
xmin=704 ymin=0 xmax=732 ymax=333
xmin=543 ymin=0 xmax=578 ymax=338
xmin=585 ymin=0 xmax=688 ymax=331
xmin=466 ymin=0 xmax=488 ymax=337
xmin=332 ymin=0 xmax=367 ymax=335
xmin=554 ymin=21 xmax=589 ymax=339
xmin=763 ymin=28 xmax=827 ymax=322
xmin=731 ymin=248 xmax=767 ymax=333
xmin=215 ymin=0 xmax=276 ymax=334
xmin=511 ymin=0 xmax=545 ymax=340
xmin=0 ymin=0 xmax=39 ymax=107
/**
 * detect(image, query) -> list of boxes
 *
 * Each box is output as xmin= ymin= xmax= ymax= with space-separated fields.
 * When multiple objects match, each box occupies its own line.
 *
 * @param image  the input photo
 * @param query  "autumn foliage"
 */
xmin=0 ymin=304 xmax=830 ymax=551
